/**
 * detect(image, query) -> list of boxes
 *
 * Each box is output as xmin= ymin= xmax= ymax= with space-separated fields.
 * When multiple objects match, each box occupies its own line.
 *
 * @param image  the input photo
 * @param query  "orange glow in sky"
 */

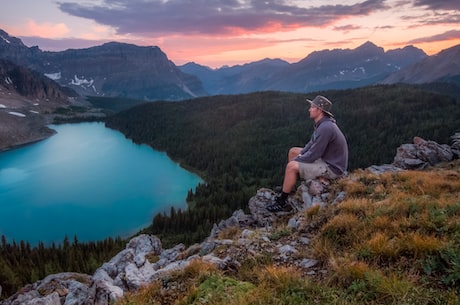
xmin=1 ymin=0 xmax=459 ymax=68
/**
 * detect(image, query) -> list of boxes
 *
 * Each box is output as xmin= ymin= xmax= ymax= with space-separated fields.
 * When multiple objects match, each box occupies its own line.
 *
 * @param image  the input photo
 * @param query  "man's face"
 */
xmin=309 ymin=105 xmax=322 ymax=120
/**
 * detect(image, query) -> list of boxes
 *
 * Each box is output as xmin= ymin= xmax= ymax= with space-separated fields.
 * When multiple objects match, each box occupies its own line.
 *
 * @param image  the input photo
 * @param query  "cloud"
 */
xmin=333 ymin=24 xmax=363 ymax=33
xmin=403 ymin=11 xmax=460 ymax=27
xmin=25 ymin=20 xmax=70 ymax=38
xmin=413 ymin=0 xmax=460 ymax=10
xmin=407 ymin=29 xmax=460 ymax=43
xmin=57 ymin=0 xmax=387 ymax=36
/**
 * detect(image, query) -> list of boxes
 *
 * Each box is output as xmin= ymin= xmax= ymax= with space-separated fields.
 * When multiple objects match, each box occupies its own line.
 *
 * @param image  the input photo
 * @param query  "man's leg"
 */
xmin=267 ymin=148 xmax=302 ymax=212
xmin=267 ymin=160 xmax=299 ymax=212
xmin=282 ymin=161 xmax=299 ymax=193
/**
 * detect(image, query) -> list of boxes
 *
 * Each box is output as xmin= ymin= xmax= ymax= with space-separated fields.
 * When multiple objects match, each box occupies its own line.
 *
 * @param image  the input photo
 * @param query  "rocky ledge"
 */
xmin=1 ymin=134 xmax=458 ymax=305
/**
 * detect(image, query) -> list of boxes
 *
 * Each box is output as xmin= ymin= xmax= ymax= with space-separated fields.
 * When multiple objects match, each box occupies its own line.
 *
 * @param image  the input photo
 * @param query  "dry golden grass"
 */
xmin=305 ymin=204 xmax=321 ymax=218
xmin=217 ymin=226 xmax=242 ymax=240
xmin=397 ymin=170 xmax=460 ymax=198
xmin=310 ymin=164 xmax=460 ymax=301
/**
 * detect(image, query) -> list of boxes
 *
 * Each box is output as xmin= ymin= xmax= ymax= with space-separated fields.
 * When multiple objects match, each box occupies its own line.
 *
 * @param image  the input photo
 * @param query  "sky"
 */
xmin=1 ymin=0 xmax=459 ymax=68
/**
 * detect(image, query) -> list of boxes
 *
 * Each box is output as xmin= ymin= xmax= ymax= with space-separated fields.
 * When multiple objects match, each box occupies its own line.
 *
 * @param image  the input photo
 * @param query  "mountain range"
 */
xmin=1 ymin=28 xmax=460 ymax=101
xmin=179 ymin=42 xmax=431 ymax=95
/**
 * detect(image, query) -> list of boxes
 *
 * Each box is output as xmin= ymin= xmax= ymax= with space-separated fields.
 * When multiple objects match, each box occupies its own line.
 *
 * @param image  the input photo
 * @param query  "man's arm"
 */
xmin=295 ymin=123 xmax=332 ymax=163
xmin=300 ymin=141 xmax=312 ymax=154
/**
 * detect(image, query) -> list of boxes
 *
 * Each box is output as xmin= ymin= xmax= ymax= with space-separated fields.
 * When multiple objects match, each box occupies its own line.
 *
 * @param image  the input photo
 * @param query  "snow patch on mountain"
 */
xmin=69 ymin=75 xmax=99 ymax=93
xmin=45 ymin=72 xmax=61 ymax=81
xmin=70 ymin=75 xmax=94 ymax=86
xmin=8 ymin=111 xmax=26 ymax=117
xmin=353 ymin=67 xmax=366 ymax=74
xmin=0 ymin=35 xmax=10 ymax=44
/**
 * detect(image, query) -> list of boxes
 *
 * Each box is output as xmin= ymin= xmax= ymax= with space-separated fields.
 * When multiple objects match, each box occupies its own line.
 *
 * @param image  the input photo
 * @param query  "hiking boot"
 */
xmin=266 ymin=194 xmax=293 ymax=212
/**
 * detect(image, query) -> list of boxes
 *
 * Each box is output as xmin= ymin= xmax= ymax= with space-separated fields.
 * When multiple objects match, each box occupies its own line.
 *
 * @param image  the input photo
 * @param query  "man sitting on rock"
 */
xmin=267 ymin=95 xmax=349 ymax=212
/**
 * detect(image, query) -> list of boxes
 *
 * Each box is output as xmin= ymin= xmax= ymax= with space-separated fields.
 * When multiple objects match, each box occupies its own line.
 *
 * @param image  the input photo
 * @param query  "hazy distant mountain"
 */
xmin=381 ymin=44 xmax=460 ymax=85
xmin=0 ymin=29 xmax=207 ymax=101
xmin=266 ymin=42 xmax=427 ymax=92
xmin=180 ymin=42 xmax=429 ymax=95
xmin=180 ymin=58 xmax=290 ymax=94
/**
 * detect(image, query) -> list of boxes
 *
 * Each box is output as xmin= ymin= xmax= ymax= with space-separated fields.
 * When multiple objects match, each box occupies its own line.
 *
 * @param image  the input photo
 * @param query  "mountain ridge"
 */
xmin=0 ymin=29 xmax=207 ymax=101
xmin=2 ymin=28 xmax=459 ymax=100
xmin=179 ymin=41 xmax=431 ymax=94
xmin=381 ymin=43 xmax=460 ymax=84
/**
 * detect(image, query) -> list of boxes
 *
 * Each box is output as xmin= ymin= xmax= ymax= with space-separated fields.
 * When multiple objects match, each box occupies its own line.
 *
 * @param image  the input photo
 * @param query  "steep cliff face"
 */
xmin=0 ymin=59 xmax=77 ymax=151
xmin=0 ymin=59 xmax=75 ymax=102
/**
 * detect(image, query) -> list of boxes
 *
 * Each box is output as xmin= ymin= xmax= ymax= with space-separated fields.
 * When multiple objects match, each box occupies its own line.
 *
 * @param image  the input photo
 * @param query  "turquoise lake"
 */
xmin=0 ymin=122 xmax=202 ymax=245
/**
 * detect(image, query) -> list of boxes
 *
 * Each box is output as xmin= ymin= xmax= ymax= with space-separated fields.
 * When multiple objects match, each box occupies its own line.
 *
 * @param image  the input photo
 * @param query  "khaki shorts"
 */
xmin=298 ymin=159 xmax=339 ymax=181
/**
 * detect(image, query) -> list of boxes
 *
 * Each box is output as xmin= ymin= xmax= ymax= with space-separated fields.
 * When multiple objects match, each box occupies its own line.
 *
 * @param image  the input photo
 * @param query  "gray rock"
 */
xmin=248 ymin=188 xmax=282 ymax=226
xmin=299 ymin=237 xmax=311 ymax=245
xmin=393 ymin=136 xmax=453 ymax=169
xmin=63 ymin=281 xmax=90 ymax=305
xmin=367 ymin=164 xmax=404 ymax=174
xmin=332 ymin=191 xmax=347 ymax=204
xmin=241 ymin=229 xmax=255 ymax=239
xmin=300 ymin=259 xmax=318 ymax=269
xmin=287 ymin=217 xmax=298 ymax=230
xmin=451 ymin=133 xmax=460 ymax=158
xmin=202 ymin=254 xmax=227 ymax=269
xmin=279 ymin=245 xmax=298 ymax=260
xmin=24 ymin=292 xmax=60 ymax=305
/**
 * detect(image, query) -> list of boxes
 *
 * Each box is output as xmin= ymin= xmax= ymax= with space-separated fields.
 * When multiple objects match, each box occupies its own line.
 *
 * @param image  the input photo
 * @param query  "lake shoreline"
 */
xmin=0 ymin=122 xmax=202 ymax=246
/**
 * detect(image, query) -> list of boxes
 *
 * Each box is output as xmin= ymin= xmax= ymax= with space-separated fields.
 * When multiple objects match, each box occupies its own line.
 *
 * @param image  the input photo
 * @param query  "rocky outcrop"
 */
xmin=368 ymin=135 xmax=458 ymax=174
xmin=0 ymin=59 xmax=76 ymax=102
xmin=1 ymin=135 xmax=458 ymax=305
xmin=451 ymin=133 xmax=460 ymax=158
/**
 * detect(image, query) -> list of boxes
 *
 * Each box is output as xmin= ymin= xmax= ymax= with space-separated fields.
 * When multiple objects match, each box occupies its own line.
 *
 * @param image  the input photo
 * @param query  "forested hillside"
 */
xmin=0 ymin=236 xmax=125 ymax=299
xmin=105 ymin=84 xmax=460 ymax=246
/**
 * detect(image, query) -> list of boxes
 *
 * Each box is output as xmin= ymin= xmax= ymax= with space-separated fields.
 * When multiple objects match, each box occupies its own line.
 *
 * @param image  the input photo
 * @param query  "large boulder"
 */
xmin=393 ymin=136 xmax=453 ymax=169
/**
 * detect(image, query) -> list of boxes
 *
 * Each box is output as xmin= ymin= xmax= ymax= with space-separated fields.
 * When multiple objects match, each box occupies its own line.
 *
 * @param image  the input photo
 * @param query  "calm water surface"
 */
xmin=0 ymin=122 xmax=202 ymax=245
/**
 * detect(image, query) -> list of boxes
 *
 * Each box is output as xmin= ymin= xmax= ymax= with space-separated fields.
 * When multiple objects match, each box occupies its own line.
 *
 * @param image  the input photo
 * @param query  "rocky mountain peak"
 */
xmin=0 ymin=29 xmax=26 ymax=48
xmin=382 ymin=44 xmax=460 ymax=84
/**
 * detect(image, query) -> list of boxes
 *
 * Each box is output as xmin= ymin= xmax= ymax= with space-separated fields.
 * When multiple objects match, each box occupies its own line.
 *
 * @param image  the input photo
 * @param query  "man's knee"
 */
xmin=288 ymin=147 xmax=302 ymax=161
xmin=286 ymin=161 xmax=299 ymax=174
